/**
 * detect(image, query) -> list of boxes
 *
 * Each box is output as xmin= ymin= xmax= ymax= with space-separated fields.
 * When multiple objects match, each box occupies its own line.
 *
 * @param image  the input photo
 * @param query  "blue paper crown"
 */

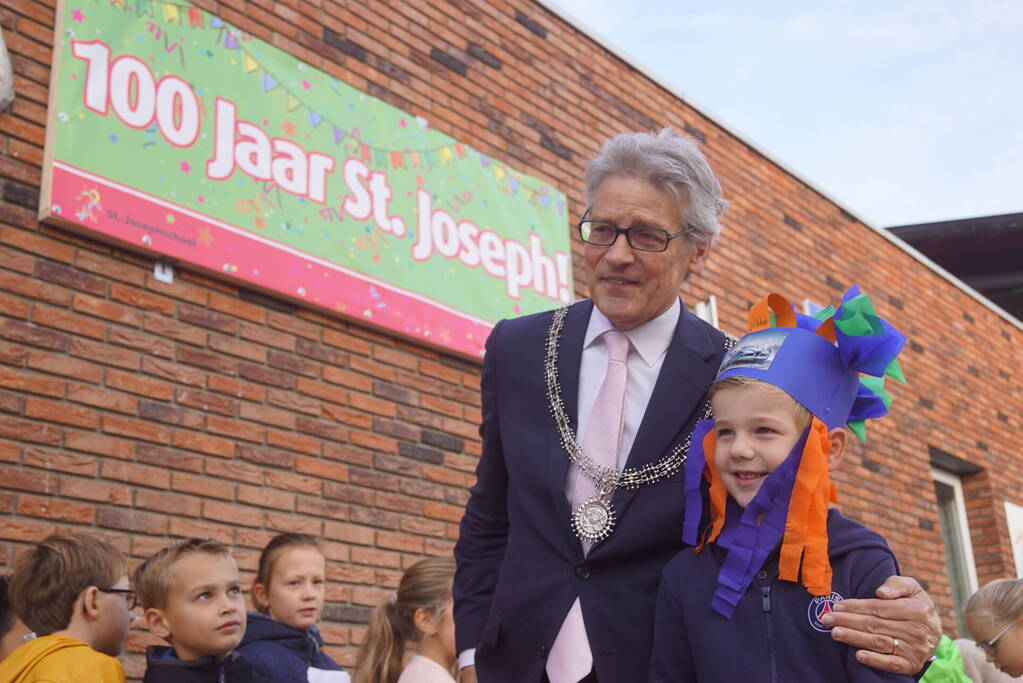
xmin=716 ymin=286 xmax=907 ymax=440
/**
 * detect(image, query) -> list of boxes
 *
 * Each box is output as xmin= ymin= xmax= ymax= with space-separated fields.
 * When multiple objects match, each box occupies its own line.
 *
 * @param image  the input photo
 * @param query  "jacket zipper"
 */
xmin=761 ymin=584 xmax=778 ymax=683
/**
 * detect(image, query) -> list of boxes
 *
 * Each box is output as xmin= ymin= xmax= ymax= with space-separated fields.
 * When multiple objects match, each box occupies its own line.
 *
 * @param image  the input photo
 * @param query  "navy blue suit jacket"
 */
xmin=454 ymin=299 xmax=728 ymax=683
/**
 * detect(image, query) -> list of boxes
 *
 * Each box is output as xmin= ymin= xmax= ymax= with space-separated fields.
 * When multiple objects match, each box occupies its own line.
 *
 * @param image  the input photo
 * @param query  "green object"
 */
xmin=920 ymin=635 xmax=974 ymax=683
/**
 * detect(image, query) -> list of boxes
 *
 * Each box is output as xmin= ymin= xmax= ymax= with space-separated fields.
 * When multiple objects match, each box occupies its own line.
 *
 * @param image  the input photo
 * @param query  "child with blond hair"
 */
xmin=133 ymin=537 xmax=272 ymax=683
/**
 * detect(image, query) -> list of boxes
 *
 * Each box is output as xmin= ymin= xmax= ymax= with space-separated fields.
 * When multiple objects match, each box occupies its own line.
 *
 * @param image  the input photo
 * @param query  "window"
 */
xmin=932 ymin=467 xmax=979 ymax=636
xmin=693 ymin=294 xmax=718 ymax=327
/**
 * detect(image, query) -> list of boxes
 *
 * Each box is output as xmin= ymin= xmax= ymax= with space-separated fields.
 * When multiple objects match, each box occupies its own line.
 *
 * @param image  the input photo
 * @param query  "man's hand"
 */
xmin=820 ymin=575 xmax=941 ymax=675
xmin=459 ymin=665 xmax=478 ymax=683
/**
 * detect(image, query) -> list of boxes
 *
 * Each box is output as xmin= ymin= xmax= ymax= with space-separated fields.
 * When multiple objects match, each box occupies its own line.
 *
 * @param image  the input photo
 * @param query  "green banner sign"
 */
xmin=42 ymin=0 xmax=572 ymax=357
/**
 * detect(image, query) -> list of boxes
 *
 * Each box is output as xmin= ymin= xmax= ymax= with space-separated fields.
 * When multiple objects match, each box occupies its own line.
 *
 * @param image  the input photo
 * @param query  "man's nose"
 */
xmin=602 ymin=231 xmax=634 ymax=264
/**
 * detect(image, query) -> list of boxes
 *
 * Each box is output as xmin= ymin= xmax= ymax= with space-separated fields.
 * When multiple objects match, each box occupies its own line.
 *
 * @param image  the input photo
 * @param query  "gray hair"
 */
xmin=584 ymin=128 xmax=726 ymax=246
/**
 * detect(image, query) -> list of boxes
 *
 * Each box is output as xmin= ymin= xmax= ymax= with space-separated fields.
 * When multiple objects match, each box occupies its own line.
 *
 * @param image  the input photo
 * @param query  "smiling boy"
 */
xmin=133 ymin=537 xmax=272 ymax=683
xmin=649 ymin=289 xmax=914 ymax=683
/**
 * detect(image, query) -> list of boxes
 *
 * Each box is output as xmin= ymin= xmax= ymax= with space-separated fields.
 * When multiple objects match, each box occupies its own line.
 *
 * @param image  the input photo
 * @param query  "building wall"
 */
xmin=1 ymin=0 xmax=1021 ymax=675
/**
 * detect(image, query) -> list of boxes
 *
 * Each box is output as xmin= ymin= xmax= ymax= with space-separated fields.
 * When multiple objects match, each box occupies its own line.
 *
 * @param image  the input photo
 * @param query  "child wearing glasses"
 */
xmin=965 ymin=578 xmax=1023 ymax=680
xmin=0 ymin=533 xmax=133 ymax=682
xmin=133 ymin=537 xmax=273 ymax=683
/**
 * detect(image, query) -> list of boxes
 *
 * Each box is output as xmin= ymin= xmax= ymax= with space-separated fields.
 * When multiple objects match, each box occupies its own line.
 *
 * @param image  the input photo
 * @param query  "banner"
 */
xmin=41 ymin=0 xmax=572 ymax=358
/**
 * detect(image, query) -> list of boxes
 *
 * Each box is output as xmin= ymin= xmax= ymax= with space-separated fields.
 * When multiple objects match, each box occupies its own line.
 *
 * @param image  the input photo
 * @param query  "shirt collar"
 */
xmin=584 ymin=298 xmax=681 ymax=367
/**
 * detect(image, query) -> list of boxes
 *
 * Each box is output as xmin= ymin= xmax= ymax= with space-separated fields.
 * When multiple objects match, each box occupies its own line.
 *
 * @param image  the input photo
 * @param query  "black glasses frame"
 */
xmin=577 ymin=210 xmax=692 ymax=253
xmin=99 ymin=587 xmax=138 ymax=610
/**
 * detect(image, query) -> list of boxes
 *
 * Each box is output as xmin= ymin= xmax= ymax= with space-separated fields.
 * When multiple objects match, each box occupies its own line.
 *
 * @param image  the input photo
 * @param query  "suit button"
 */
xmin=540 ymin=645 xmax=548 ymax=658
xmin=756 ymin=570 xmax=768 ymax=580
xmin=575 ymin=564 xmax=591 ymax=579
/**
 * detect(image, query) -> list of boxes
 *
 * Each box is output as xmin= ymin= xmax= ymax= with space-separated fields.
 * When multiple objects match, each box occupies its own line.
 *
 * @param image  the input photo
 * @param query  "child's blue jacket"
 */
xmin=649 ymin=508 xmax=914 ymax=683
xmin=236 ymin=611 xmax=350 ymax=683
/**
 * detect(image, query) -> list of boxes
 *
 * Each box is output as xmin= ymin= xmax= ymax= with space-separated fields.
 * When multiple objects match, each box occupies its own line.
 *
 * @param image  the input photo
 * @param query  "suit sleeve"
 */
xmin=453 ymin=319 xmax=511 ymax=652
xmin=844 ymin=550 xmax=915 ymax=683
xmin=649 ymin=564 xmax=698 ymax=683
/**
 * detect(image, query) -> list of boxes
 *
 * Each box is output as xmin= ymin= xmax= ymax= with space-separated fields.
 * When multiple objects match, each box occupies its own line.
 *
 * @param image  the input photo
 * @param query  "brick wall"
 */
xmin=1 ymin=0 xmax=1021 ymax=675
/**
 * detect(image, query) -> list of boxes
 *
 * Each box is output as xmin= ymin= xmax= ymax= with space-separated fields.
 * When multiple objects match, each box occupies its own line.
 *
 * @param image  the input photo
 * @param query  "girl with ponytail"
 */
xmin=354 ymin=556 xmax=456 ymax=683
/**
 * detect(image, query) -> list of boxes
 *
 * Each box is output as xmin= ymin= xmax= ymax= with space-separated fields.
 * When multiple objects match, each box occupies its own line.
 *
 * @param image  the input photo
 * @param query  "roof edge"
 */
xmin=534 ymin=0 xmax=1022 ymax=333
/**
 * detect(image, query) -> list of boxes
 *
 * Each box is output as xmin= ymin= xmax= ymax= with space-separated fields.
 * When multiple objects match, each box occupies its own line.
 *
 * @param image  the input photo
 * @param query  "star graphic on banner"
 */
xmin=197 ymin=227 xmax=213 ymax=247
xmin=71 ymin=9 xmax=85 ymax=22
xmin=179 ymin=161 xmax=192 ymax=173
xmin=281 ymin=120 xmax=296 ymax=136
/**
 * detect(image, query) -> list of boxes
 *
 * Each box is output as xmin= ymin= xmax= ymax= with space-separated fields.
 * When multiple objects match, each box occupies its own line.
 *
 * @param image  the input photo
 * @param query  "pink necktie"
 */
xmin=546 ymin=330 xmax=630 ymax=683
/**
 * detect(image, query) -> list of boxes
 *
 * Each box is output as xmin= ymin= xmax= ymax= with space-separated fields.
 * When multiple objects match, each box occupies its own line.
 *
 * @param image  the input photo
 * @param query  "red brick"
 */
xmin=27 ymin=350 xmax=103 ymax=383
xmin=18 ymin=494 xmax=95 ymax=524
xmin=349 ymin=429 xmax=398 ymax=453
xmin=109 ymin=284 xmax=175 ymax=315
xmin=175 ymin=388 xmax=237 ymax=416
xmin=108 ymin=328 xmax=175 ymax=358
xmin=208 ymin=375 xmax=267 ymax=403
xmin=0 ymin=517 xmax=55 ymax=542
xmin=75 ymin=253 xmax=145 ymax=287
xmin=1 ymin=226 xmax=73 ymax=263
xmin=422 ymin=500 xmax=464 ymax=523
xmin=72 ymin=338 xmax=139 ymax=370
xmin=0 ymin=341 xmax=26 ymax=366
xmin=141 ymin=356 xmax=206 ymax=387
xmin=295 ymin=455 xmax=350 ymax=483
xmin=204 ymin=458 xmax=263 ymax=485
xmin=323 ymin=366 xmax=373 ymax=392
xmin=63 ymin=431 xmax=134 ymax=459
xmin=25 ymin=397 xmax=98 ymax=429
xmin=376 ymin=530 xmax=424 ymax=553
xmin=23 ymin=446 xmax=98 ymax=476
xmin=100 ymin=460 xmax=170 ymax=489
xmin=323 ymin=328 xmax=372 ymax=355
xmin=296 ymin=376 xmax=348 ymax=405
xmin=208 ymin=292 xmax=267 ymax=324
xmin=0 ymin=441 xmax=19 ymax=462
xmin=143 ymin=315 xmax=208 ymax=346
xmin=0 ymin=365 xmax=65 ymax=397
xmin=350 ymin=546 xmax=402 ymax=569
xmin=97 ymin=507 xmax=167 ymax=535
xmin=60 ymin=476 xmax=132 ymax=506
xmin=0 ymin=291 xmax=29 ymax=318
xmin=206 ymin=415 xmax=264 ymax=443
xmin=102 ymin=414 xmax=170 ymax=444
xmin=0 ymin=414 xmax=61 ymax=444
xmin=266 ymin=388 xmax=321 ymax=416
xmin=264 ymin=469 xmax=321 ymax=495
xmin=169 ymin=517 xmax=233 ymax=544
xmin=71 ymin=293 xmax=142 ymax=326
xmin=209 ymin=334 xmax=267 ymax=363
xmin=67 ymin=383 xmax=138 ymax=414
xmin=0 ymin=463 xmax=58 ymax=493
xmin=136 ymin=489 xmax=201 ymax=517
xmin=266 ymin=429 xmax=321 ymax=456
xmin=172 ymin=430 xmax=235 ymax=459
xmin=238 ymin=483 xmax=295 ymax=510
xmin=265 ymin=512 xmax=322 ymax=535
xmin=167 ymin=472 xmax=231 ymax=500
xmin=106 ymin=369 xmax=174 ymax=400
xmin=239 ymin=402 xmax=294 ymax=429
xmin=240 ymin=321 xmax=295 ymax=351
xmin=204 ymin=499 xmax=261 ymax=527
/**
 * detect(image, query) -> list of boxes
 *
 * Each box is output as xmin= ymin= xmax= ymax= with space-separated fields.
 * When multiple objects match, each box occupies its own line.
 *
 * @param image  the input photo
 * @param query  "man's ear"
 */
xmin=826 ymin=428 xmax=848 ymax=471
xmin=413 ymin=607 xmax=438 ymax=636
xmin=145 ymin=607 xmax=172 ymax=641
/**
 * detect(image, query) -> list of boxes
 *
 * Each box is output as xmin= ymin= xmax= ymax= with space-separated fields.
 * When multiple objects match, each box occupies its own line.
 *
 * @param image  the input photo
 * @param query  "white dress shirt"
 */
xmin=459 ymin=300 xmax=681 ymax=670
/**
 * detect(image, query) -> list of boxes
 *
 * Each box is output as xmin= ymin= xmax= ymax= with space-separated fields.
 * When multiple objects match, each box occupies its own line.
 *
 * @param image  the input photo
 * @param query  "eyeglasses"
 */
xmin=578 ymin=211 xmax=692 ymax=253
xmin=979 ymin=618 xmax=1019 ymax=658
xmin=99 ymin=587 xmax=138 ymax=610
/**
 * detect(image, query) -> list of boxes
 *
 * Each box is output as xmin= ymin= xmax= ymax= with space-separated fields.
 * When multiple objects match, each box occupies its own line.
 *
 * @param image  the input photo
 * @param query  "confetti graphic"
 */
xmin=42 ymin=0 xmax=571 ymax=357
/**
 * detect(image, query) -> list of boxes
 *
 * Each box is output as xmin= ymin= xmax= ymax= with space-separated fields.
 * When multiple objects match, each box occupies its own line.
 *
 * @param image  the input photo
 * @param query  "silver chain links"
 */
xmin=544 ymin=305 xmax=737 ymax=492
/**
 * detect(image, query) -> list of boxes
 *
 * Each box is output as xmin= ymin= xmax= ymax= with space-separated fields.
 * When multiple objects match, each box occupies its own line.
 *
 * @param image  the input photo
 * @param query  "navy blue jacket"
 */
xmin=650 ymin=508 xmax=914 ymax=683
xmin=236 ymin=611 xmax=350 ymax=683
xmin=141 ymin=645 xmax=275 ymax=683
xmin=454 ymin=299 xmax=728 ymax=683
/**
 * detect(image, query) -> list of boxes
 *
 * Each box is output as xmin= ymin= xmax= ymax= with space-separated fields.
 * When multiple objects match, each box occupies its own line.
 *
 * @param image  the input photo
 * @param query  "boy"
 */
xmin=0 ymin=533 xmax=132 ymax=682
xmin=1 ymin=573 xmax=32 ymax=662
xmin=650 ymin=288 xmax=913 ymax=682
xmin=134 ymin=537 xmax=272 ymax=682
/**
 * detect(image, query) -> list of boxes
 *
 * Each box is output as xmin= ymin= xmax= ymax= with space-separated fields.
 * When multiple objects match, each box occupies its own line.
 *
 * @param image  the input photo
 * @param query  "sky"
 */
xmin=547 ymin=0 xmax=1023 ymax=228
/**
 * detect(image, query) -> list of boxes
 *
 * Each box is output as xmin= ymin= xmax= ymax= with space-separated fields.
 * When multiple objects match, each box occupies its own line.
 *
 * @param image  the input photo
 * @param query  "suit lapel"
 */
xmin=604 ymin=304 xmax=723 ymax=536
xmin=546 ymin=300 xmax=592 ymax=555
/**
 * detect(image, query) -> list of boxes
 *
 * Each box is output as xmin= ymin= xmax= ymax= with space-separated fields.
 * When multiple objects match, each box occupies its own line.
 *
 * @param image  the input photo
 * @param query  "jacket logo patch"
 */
xmin=807 ymin=592 xmax=844 ymax=632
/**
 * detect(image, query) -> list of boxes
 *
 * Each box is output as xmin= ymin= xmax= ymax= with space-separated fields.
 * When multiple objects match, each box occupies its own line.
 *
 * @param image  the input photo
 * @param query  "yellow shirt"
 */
xmin=0 ymin=634 xmax=125 ymax=683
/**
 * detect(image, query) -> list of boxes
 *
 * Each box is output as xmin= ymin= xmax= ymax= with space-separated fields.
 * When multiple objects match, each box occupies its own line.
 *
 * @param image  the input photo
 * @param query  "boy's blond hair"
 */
xmin=133 ymin=537 xmax=230 ymax=610
xmin=709 ymin=376 xmax=813 ymax=429
xmin=9 ymin=533 xmax=126 ymax=636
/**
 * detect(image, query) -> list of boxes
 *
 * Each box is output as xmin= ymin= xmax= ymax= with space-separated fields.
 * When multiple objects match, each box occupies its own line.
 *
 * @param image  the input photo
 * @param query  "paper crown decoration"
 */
xmin=716 ymin=285 xmax=907 ymax=440
xmin=681 ymin=286 xmax=908 ymax=619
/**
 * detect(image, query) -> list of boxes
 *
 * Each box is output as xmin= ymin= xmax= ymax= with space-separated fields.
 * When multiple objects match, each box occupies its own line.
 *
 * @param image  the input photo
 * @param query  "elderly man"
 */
xmin=454 ymin=129 xmax=939 ymax=683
